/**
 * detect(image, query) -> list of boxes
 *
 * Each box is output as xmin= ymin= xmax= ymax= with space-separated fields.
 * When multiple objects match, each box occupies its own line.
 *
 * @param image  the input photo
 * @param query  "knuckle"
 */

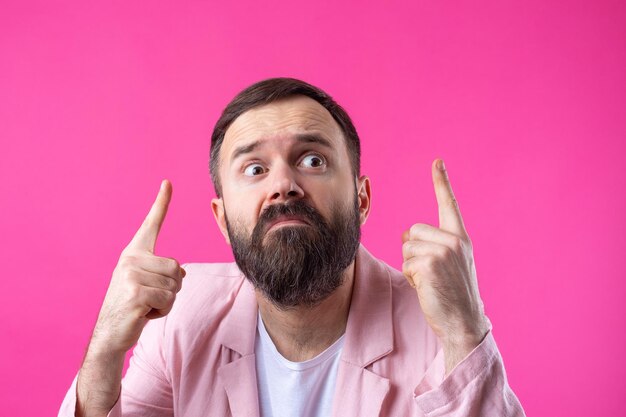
xmin=402 ymin=260 xmax=412 ymax=275
xmin=158 ymin=276 xmax=176 ymax=291
xmin=127 ymin=284 xmax=142 ymax=300
xmin=162 ymin=258 xmax=180 ymax=276
xmin=169 ymin=259 xmax=181 ymax=274
xmin=121 ymin=268 xmax=140 ymax=284
xmin=402 ymin=241 xmax=414 ymax=258
xmin=409 ymin=223 xmax=425 ymax=237
xmin=162 ymin=290 xmax=176 ymax=305
xmin=406 ymin=256 xmax=423 ymax=273
xmin=450 ymin=236 xmax=464 ymax=252
xmin=158 ymin=306 xmax=173 ymax=317
xmin=118 ymin=255 xmax=138 ymax=269
xmin=169 ymin=278 xmax=180 ymax=292
xmin=437 ymin=245 xmax=451 ymax=260
xmin=424 ymin=255 xmax=438 ymax=270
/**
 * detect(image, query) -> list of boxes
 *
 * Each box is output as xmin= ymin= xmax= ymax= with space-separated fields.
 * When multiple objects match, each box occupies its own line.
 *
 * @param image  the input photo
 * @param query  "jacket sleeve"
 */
xmin=412 ymin=330 xmax=526 ymax=417
xmin=58 ymin=316 xmax=173 ymax=417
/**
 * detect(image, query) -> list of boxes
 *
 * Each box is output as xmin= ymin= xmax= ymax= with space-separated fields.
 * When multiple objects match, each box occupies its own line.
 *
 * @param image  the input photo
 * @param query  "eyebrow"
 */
xmin=230 ymin=133 xmax=334 ymax=162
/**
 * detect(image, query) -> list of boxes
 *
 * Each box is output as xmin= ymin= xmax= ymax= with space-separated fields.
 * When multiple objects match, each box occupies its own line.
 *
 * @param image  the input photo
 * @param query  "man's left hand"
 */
xmin=402 ymin=158 xmax=490 ymax=376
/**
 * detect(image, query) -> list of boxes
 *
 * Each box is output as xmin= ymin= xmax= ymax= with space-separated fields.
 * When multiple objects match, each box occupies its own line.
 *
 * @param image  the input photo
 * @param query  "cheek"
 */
xmin=321 ymin=177 xmax=356 ymax=204
xmin=224 ymin=194 xmax=262 ymax=231
xmin=224 ymin=183 xmax=259 ymax=209
xmin=309 ymin=195 xmax=343 ymax=223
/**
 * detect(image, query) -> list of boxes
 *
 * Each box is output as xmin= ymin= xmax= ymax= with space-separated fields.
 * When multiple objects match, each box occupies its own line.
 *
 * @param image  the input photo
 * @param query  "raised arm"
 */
xmin=403 ymin=159 xmax=525 ymax=415
xmin=74 ymin=180 xmax=185 ymax=417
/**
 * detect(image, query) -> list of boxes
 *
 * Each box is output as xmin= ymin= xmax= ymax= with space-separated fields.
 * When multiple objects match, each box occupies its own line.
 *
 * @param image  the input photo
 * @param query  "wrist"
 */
xmin=441 ymin=315 xmax=490 ymax=347
xmin=86 ymin=336 xmax=128 ymax=361
xmin=440 ymin=319 xmax=490 ymax=375
xmin=442 ymin=329 xmax=488 ymax=353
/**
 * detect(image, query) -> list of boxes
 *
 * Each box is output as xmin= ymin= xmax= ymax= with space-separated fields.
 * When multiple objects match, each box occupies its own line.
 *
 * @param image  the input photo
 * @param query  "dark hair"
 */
xmin=209 ymin=77 xmax=361 ymax=197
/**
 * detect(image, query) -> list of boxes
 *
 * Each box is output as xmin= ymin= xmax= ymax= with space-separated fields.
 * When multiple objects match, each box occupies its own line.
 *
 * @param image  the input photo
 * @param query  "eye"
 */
xmin=300 ymin=154 xmax=326 ymax=168
xmin=243 ymin=163 xmax=266 ymax=176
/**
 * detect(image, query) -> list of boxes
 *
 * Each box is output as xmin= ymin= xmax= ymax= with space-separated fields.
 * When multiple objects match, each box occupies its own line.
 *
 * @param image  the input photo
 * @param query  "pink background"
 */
xmin=1 ymin=1 xmax=625 ymax=416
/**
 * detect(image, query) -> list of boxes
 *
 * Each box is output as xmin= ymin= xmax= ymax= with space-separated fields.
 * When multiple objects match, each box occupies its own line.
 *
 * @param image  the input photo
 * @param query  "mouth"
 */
xmin=266 ymin=215 xmax=311 ymax=231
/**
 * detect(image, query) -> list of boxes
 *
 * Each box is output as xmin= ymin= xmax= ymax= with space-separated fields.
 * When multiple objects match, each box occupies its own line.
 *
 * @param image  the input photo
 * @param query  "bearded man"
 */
xmin=60 ymin=78 xmax=525 ymax=417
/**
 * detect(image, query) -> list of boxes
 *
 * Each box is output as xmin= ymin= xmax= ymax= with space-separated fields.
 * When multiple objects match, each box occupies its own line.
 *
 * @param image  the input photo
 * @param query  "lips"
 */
xmin=266 ymin=215 xmax=311 ymax=231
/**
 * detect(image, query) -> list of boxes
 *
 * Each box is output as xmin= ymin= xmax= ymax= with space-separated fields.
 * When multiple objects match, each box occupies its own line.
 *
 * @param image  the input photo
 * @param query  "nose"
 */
xmin=266 ymin=162 xmax=305 ymax=203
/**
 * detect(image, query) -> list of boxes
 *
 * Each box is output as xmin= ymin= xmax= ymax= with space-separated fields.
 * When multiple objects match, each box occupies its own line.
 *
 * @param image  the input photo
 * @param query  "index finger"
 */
xmin=128 ymin=179 xmax=172 ymax=252
xmin=432 ymin=159 xmax=468 ymax=237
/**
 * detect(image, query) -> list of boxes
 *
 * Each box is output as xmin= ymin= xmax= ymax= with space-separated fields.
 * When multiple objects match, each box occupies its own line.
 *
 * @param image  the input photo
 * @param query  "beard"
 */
xmin=225 ymin=194 xmax=361 ymax=310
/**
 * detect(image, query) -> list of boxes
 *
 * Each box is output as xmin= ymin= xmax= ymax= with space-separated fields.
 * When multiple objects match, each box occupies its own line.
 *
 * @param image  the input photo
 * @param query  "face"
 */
xmin=211 ymin=95 xmax=372 ymax=308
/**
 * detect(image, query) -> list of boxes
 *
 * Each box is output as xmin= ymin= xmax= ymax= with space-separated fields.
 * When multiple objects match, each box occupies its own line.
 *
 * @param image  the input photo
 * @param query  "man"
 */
xmin=60 ymin=78 xmax=525 ymax=416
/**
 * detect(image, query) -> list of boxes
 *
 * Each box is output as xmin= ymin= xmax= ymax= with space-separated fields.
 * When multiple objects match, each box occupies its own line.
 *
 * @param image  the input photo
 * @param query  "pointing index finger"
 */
xmin=432 ymin=159 xmax=467 ymax=237
xmin=129 ymin=179 xmax=172 ymax=252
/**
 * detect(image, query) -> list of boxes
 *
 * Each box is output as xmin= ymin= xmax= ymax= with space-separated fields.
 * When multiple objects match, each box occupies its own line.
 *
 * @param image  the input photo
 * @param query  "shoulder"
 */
xmin=137 ymin=262 xmax=250 ymax=396
xmin=358 ymin=245 xmax=437 ymax=336
xmin=355 ymin=245 xmax=415 ymax=296
xmin=376 ymin=257 xmax=424 ymax=316
xmin=180 ymin=261 xmax=243 ymax=294
xmin=165 ymin=261 xmax=246 ymax=330
xmin=371 ymin=254 xmax=429 ymax=318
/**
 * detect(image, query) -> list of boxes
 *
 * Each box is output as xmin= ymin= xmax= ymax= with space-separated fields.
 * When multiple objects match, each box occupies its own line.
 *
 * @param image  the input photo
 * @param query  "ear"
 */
xmin=211 ymin=197 xmax=231 ymax=245
xmin=356 ymin=175 xmax=372 ymax=226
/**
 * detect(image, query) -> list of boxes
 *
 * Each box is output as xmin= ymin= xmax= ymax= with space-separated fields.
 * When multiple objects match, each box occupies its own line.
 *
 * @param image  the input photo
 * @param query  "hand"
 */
xmin=402 ymin=159 xmax=490 ymax=374
xmin=90 ymin=179 xmax=185 ymax=355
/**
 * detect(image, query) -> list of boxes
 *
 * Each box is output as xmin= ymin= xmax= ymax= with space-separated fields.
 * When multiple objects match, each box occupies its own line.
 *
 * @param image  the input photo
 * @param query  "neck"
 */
xmin=256 ymin=261 xmax=355 ymax=362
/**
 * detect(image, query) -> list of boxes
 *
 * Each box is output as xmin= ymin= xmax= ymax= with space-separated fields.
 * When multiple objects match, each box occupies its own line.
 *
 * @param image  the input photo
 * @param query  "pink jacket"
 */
xmin=59 ymin=245 xmax=525 ymax=416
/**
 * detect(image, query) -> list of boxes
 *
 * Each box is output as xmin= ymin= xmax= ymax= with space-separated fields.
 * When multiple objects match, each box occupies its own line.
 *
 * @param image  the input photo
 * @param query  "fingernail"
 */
xmin=438 ymin=159 xmax=446 ymax=171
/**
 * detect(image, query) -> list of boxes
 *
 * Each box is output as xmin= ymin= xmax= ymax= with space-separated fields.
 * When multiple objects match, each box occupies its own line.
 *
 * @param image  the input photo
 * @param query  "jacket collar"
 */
xmin=217 ymin=275 xmax=260 ymax=417
xmin=220 ymin=275 xmax=258 ymax=356
xmin=220 ymin=244 xmax=395 ymax=364
xmin=342 ymin=244 xmax=394 ymax=366
xmin=218 ymin=244 xmax=395 ymax=417
xmin=332 ymin=245 xmax=394 ymax=417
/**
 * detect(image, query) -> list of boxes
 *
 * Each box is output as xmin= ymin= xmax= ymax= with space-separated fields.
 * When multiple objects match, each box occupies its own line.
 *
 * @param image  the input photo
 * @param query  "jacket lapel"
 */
xmin=217 ymin=355 xmax=260 ymax=417
xmin=332 ymin=245 xmax=394 ymax=417
xmin=217 ymin=278 xmax=261 ymax=417
xmin=215 ymin=245 xmax=395 ymax=417
xmin=332 ymin=363 xmax=391 ymax=417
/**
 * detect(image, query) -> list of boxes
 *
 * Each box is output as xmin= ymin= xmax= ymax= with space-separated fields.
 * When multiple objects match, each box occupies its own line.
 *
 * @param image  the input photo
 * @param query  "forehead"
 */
xmin=221 ymin=95 xmax=345 ymax=160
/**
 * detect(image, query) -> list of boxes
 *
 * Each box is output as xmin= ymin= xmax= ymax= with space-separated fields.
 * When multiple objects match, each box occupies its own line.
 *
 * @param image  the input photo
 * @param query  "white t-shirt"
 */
xmin=255 ymin=312 xmax=345 ymax=417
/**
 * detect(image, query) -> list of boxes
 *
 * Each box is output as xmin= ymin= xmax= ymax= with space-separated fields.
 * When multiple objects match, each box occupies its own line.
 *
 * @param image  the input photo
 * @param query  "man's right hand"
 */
xmin=76 ymin=180 xmax=184 ymax=417
xmin=90 ymin=179 xmax=185 ymax=354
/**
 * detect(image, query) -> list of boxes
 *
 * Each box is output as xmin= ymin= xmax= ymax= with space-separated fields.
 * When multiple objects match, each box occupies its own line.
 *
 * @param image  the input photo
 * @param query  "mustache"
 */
xmin=228 ymin=194 xmax=362 ymax=308
xmin=255 ymin=200 xmax=328 ymax=234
